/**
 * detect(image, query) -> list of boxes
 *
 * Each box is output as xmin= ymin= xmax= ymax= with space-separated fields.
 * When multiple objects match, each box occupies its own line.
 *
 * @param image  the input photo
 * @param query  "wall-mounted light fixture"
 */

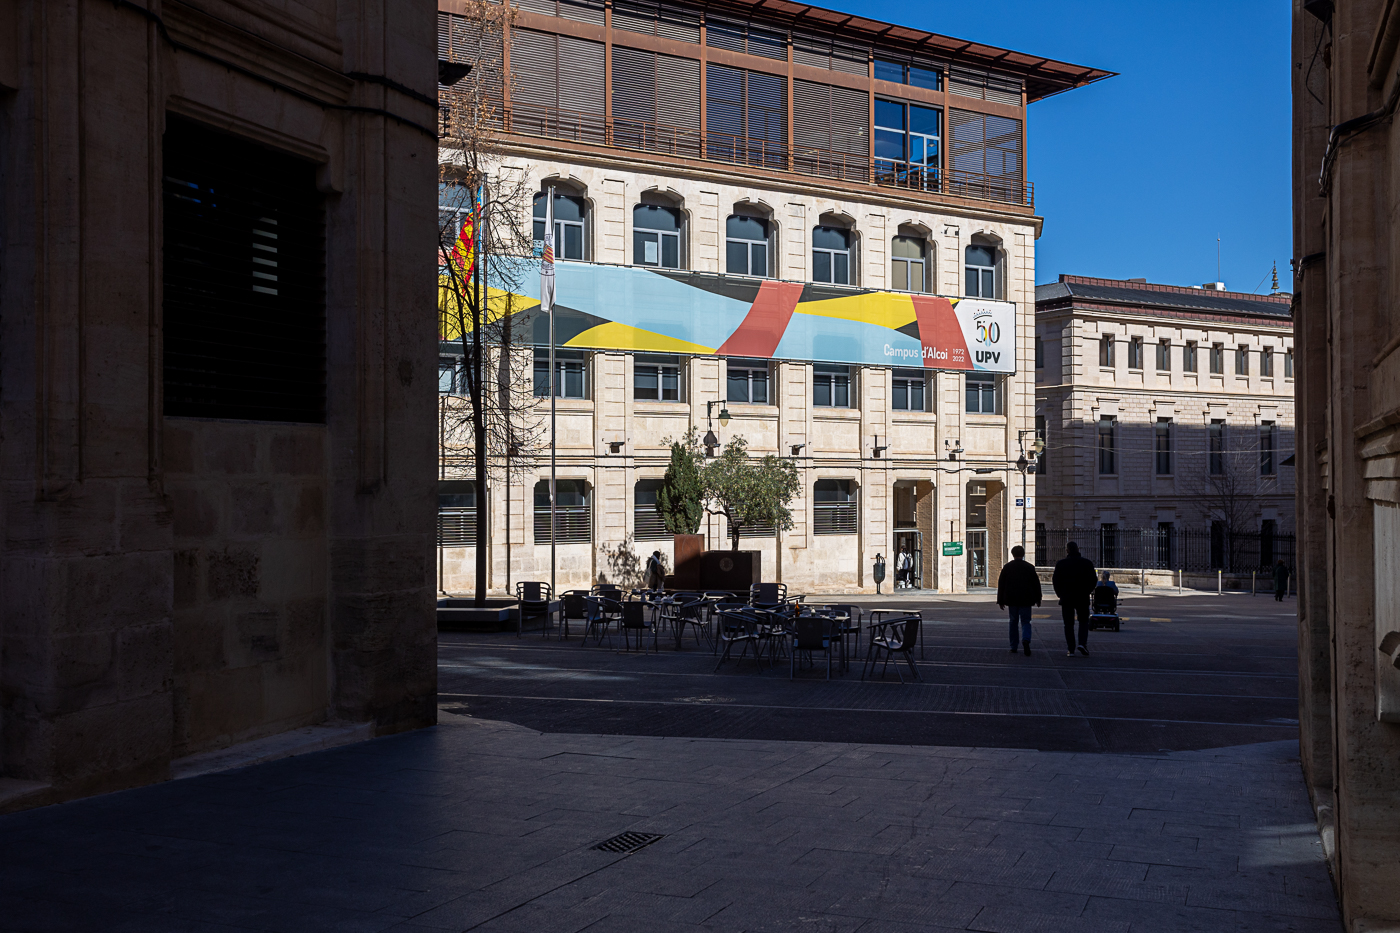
xmin=872 ymin=435 xmax=889 ymax=458
xmin=608 ymin=439 xmax=626 ymax=455
xmin=704 ymin=400 xmax=730 ymax=456
xmin=945 ymin=438 xmax=964 ymax=461
xmin=789 ymin=443 xmax=806 ymax=457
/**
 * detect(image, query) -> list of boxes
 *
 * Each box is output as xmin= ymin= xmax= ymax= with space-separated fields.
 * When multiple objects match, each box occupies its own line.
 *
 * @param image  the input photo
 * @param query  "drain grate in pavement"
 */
xmin=592 ymin=831 xmax=664 ymax=854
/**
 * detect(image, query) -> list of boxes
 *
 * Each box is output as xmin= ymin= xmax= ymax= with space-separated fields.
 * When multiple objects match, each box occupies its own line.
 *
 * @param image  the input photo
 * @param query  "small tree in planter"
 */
xmin=657 ymin=428 xmax=704 ymax=535
xmin=702 ymin=437 xmax=800 ymax=551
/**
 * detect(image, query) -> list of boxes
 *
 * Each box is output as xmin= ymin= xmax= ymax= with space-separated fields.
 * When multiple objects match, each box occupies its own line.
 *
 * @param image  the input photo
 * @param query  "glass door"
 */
xmin=967 ymin=529 xmax=988 ymax=587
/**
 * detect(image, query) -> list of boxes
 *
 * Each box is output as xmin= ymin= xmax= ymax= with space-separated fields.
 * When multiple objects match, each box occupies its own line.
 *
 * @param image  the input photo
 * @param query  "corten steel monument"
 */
xmin=0 ymin=1 xmax=439 ymax=808
xmin=1293 ymin=0 xmax=1400 ymax=927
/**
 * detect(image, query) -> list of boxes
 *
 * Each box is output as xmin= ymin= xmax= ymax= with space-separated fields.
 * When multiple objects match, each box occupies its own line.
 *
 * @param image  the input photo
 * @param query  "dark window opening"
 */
xmin=535 ymin=479 xmax=591 ymax=543
xmin=814 ymin=479 xmax=857 ymax=534
xmin=163 ymin=116 xmax=326 ymax=422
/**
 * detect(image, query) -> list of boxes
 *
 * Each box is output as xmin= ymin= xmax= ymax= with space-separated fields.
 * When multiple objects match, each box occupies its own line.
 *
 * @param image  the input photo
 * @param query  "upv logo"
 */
xmin=973 ymin=312 xmax=1000 ymax=346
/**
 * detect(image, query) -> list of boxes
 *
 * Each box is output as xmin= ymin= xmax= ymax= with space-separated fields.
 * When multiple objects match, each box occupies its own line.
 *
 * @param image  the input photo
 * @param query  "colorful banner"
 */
xmin=441 ymin=262 xmax=1017 ymax=373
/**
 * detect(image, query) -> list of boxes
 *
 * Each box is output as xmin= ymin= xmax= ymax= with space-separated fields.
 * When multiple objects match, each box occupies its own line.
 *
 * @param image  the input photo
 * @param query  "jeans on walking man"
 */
xmin=1052 ymin=541 xmax=1097 ymax=657
xmin=996 ymin=545 xmax=1043 ymax=656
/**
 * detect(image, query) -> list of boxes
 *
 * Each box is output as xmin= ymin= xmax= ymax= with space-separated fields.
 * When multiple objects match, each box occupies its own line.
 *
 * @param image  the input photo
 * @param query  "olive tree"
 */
xmin=702 ymin=437 xmax=800 ymax=551
xmin=657 ymin=428 xmax=704 ymax=535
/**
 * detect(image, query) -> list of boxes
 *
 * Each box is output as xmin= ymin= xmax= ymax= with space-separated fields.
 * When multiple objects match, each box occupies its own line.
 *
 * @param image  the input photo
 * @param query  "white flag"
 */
xmin=540 ymin=194 xmax=555 ymax=313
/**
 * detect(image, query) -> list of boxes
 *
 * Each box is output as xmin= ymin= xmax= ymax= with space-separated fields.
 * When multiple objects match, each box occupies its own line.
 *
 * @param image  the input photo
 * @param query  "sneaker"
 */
xmin=1023 ymin=642 xmax=1032 ymax=656
xmin=1066 ymin=650 xmax=1075 ymax=657
xmin=1077 ymin=645 xmax=1090 ymax=657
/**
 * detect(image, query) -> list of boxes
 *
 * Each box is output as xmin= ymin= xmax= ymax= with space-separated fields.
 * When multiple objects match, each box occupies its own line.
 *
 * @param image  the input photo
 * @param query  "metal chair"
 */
xmin=869 ymin=609 xmax=924 ymax=660
xmin=749 ymin=582 xmax=788 ymax=611
xmin=791 ymin=615 xmax=833 ymax=680
xmin=830 ymin=604 xmax=863 ymax=669
xmin=714 ymin=607 xmax=764 ymax=672
xmin=515 ymin=581 xmax=553 ymax=638
xmin=582 ymin=595 xmax=622 ymax=647
xmin=667 ymin=594 xmax=710 ymax=649
xmin=862 ymin=612 xmax=922 ymax=683
xmin=620 ymin=598 xmax=658 ymax=653
xmin=554 ymin=590 xmax=591 ymax=640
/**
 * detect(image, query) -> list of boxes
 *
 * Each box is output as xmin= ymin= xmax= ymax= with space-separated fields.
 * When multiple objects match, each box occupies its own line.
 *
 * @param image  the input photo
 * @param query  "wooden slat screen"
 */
xmin=705 ymin=64 xmax=786 ymax=168
xmin=705 ymin=15 xmax=787 ymax=60
xmin=793 ymin=79 xmax=869 ymax=181
xmin=438 ymin=11 xmax=504 ymax=128
xmin=793 ymin=31 xmax=867 ymax=75
xmin=612 ymin=46 xmax=700 ymax=155
xmin=559 ymin=0 xmax=604 ymax=25
xmin=950 ymin=108 xmax=1024 ymax=200
xmin=512 ymin=29 xmax=605 ymax=142
xmin=949 ymin=64 xmax=1023 ymax=105
xmin=613 ymin=0 xmax=700 ymax=42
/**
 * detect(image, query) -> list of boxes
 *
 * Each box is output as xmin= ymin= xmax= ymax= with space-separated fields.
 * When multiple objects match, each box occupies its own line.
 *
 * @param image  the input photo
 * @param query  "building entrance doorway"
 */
xmin=967 ymin=529 xmax=988 ymax=587
xmin=893 ymin=530 xmax=923 ymax=589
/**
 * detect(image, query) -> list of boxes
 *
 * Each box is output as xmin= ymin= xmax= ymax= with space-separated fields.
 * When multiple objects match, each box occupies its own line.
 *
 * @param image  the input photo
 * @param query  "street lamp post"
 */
xmin=1015 ymin=429 xmax=1045 ymax=552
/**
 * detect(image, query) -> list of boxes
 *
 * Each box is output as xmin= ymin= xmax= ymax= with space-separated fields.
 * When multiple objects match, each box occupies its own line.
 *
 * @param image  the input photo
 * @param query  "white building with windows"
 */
xmin=1034 ymin=275 xmax=1295 ymax=572
xmin=436 ymin=0 xmax=1109 ymax=593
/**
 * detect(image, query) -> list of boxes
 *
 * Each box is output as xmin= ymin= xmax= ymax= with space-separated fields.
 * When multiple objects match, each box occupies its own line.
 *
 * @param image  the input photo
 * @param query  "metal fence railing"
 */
xmin=1034 ymin=527 xmax=1296 ymax=574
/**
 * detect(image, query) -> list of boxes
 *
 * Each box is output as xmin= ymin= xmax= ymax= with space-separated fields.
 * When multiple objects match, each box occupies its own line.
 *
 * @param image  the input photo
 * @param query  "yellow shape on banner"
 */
xmin=793 ymin=292 xmax=918 ymax=331
xmin=566 ymin=321 xmax=715 ymax=355
xmin=439 ymin=282 xmax=537 ymax=340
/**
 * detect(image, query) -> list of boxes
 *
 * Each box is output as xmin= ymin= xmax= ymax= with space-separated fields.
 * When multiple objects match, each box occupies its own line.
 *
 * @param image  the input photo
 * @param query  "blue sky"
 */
xmin=846 ymin=0 xmax=1292 ymax=291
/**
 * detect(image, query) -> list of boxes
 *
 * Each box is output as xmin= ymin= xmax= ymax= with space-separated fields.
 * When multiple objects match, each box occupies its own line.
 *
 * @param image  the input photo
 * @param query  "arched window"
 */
xmin=965 ymin=243 xmax=996 ymax=298
xmin=533 ymin=192 xmax=587 ymax=260
xmin=812 ymin=226 xmax=852 ymax=285
xmin=725 ymin=214 xmax=770 ymax=276
xmin=891 ymin=236 xmax=927 ymax=292
xmin=534 ymin=479 xmax=591 ymax=543
xmin=633 ymin=204 xmax=682 ymax=269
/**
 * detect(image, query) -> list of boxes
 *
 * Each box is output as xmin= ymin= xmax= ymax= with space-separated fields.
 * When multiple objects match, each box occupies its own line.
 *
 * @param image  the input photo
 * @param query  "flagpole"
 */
xmin=545 ymin=187 xmax=557 ymax=598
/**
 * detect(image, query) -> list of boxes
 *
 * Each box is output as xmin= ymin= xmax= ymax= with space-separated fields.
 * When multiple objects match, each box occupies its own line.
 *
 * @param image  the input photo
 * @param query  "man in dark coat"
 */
xmin=1273 ymin=559 xmax=1289 ymax=601
xmin=996 ymin=545 xmax=1042 ymax=656
xmin=1052 ymin=541 xmax=1098 ymax=656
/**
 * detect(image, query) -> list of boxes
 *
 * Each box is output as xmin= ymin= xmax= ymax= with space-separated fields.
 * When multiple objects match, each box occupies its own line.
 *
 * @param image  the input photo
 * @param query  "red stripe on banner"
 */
xmin=716 ymin=281 xmax=805 ymax=358
xmin=911 ymin=295 xmax=973 ymax=370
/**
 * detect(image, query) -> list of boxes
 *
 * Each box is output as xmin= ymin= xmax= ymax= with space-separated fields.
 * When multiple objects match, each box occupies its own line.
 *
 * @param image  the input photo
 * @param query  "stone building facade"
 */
xmin=1292 ymin=1 xmax=1400 ymax=926
xmin=0 ymin=1 xmax=438 ymax=809
xmin=435 ymin=0 xmax=1110 ymax=594
xmin=1034 ymin=276 xmax=1295 ymax=567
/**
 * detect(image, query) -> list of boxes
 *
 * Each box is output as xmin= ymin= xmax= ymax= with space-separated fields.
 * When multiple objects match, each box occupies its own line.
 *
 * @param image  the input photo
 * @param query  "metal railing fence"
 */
xmin=1034 ymin=527 xmax=1296 ymax=574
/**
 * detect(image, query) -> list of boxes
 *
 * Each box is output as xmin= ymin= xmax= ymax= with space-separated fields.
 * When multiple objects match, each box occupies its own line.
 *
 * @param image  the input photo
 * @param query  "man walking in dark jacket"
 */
xmin=1052 ymin=541 xmax=1097 ymax=657
xmin=997 ymin=545 xmax=1042 ymax=655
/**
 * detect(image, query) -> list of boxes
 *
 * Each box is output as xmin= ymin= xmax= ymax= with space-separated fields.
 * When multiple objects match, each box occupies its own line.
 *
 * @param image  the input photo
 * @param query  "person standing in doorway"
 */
xmin=1273 ymin=559 xmax=1289 ymax=601
xmin=896 ymin=545 xmax=913 ymax=588
xmin=1053 ymin=541 xmax=1097 ymax=657
xmin=996 ymin=545 xmax=1042 ymax=656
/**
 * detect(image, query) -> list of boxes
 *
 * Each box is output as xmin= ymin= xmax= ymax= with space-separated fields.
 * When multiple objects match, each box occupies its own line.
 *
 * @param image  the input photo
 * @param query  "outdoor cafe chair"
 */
xmin=749 ymin=582 xmax=788 ymax=611
xmin=555 ymin=590 xmax=590 ymax=641
xmin=861 ymin=612 xmax=922 ymax=683
xmin=582 ymin=595 xmax=622 ymax=648
xmin=790 ymin=615 xmax=833 ymax=680
xmin=869 ymin=609 xmax=925 ymax=660
xmin=714 ymin=607 xmax=764 ymax=672
xmin=592 ymin=582 xmax=623 ymax=598
xmin=515 ymin=581 xmax=553 ymax=638
xmin=830 ymin=604 xmax=863 ymax=669
xmin=620 ymin=598 xmax=658 ymax=654
xmin=667 ymin=593 xmax=710 ymax=650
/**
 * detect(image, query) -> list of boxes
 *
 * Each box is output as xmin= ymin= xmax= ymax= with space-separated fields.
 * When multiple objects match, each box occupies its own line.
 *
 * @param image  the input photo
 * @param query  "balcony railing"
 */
xmin=441 ymin=99 xmax=1034 ymax=209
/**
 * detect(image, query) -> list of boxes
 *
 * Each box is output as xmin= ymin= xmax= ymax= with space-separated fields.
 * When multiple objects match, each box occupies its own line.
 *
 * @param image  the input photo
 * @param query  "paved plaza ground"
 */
xmin=0 ymin=594 xmax=1341 ymax=932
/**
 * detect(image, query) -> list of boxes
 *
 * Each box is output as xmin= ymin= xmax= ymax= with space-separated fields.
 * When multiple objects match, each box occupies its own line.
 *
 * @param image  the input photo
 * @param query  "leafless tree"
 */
xmin=438 ymin=0 xmax=544 ymax=605
xmin=1184 ymin=425 xmax=1267 ymax=571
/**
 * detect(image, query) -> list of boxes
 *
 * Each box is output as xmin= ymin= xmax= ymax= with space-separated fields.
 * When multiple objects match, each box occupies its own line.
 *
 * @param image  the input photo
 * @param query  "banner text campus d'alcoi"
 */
xmin=441 ymin=261 xmax=1017 ymax=374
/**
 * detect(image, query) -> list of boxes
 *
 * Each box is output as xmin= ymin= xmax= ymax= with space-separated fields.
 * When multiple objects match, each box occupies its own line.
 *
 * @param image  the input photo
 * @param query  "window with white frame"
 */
xmin=965 ymin=372 xmax=999 ymax=414
xmin=534 ymin=479 xmax=591 ymax=543
xmin=1184 ymin=341 xmax=1198 ymax=373
xmin=812 ymin=225 xmax=853 ymax=285
xmin=533 ymin=192 xmax=587 ymax=260
xmin=964 ymin=243 xmax=996 ymax=298
xmin=533 ymin=348 xmax=587 ymax=398
xmin=813 ymin=479 xmax=857 ymax=534
xmin=726 ymin=358 xmax=769 ymax=404
xmin=634 ymin=354 xmax=681 ymax=401
xmin=725 ymin=214 xmax=770 ymax=277
xmin=813 ymin=363 xmax=851 ymax=407
xmin=1236 ymin=346 xmax=1249 ymax=375
xmin=1156 ymin=339 xmax=1171 ymax=372
xmin=1099 ymin=335 xmax=1115 ymax=367
xmin=1261 ymin=347 xmax=1274 ymax=377
xmin=633 ymin=203 xmax=682 ymax=268
xmin=891 ymin=368 xmax=927 ymax=411
xmin=890 ymin=235 xmax=927 ymax=292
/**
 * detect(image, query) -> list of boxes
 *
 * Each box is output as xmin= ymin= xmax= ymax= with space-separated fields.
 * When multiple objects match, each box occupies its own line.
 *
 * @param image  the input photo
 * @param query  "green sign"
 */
xmin=942 ymin=541 xmax=964 ymax=557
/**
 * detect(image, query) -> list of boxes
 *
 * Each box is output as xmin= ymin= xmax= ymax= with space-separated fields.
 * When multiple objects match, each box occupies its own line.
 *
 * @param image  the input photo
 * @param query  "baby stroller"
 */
xmin=1088 ymin=583 xmax=1121 ymax=631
